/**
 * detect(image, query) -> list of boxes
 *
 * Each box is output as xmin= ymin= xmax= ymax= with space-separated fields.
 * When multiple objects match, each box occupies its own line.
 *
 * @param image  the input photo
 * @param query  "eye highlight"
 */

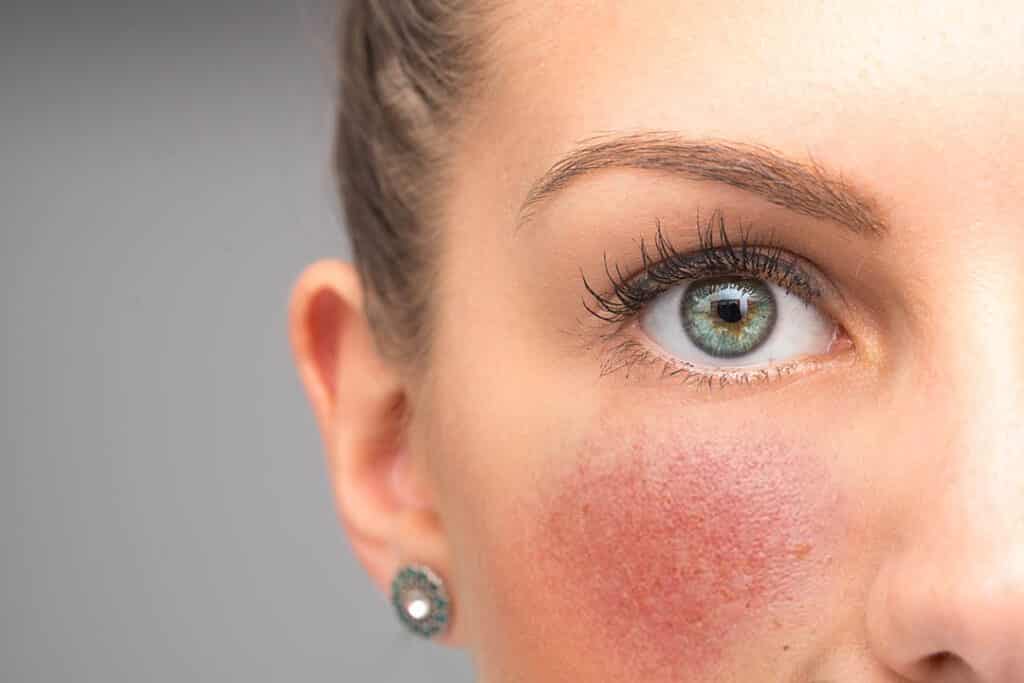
xmin=580 ymin=210 xmax=852 ymax=390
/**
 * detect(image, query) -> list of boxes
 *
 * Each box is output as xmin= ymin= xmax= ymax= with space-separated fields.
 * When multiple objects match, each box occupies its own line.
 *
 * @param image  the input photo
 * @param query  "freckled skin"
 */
xmin=525 ymin=416 xmax=841 ymax=681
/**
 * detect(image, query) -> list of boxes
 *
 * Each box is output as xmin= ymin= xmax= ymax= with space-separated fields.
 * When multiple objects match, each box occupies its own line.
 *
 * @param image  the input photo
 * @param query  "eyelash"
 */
xmin=579 ymin=209 xmax=836 ymax=390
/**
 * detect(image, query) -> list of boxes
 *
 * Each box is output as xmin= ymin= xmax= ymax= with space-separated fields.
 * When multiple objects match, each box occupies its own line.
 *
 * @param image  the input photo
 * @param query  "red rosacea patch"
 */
xmin=525 ymin=415 xmax=842 ymax=680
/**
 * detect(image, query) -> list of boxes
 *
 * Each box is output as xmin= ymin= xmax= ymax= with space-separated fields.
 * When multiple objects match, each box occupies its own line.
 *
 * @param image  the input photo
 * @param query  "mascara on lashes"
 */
xmin=581 ymin=209 xmax=825 ymax=325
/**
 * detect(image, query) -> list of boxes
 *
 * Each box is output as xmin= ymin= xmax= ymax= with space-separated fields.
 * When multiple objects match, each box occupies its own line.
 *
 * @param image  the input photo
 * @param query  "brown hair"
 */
xmin=335 ymin=1 xmax=492 ymax=372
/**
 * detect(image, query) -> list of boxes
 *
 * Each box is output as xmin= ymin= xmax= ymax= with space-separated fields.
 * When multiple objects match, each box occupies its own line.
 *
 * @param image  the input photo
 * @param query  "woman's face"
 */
xmin=403 ymin=1 xmax=1024 ymax=681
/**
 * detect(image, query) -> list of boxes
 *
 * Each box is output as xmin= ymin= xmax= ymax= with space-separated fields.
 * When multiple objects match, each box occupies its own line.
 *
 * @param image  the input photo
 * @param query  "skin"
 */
xmin=289 ymin=1 xmax=1024 ymax=681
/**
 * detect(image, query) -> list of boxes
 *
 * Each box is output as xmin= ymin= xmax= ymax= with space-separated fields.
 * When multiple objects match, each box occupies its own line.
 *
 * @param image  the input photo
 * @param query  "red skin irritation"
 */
xmin=525 ymin=416 xmax=841 ymax=680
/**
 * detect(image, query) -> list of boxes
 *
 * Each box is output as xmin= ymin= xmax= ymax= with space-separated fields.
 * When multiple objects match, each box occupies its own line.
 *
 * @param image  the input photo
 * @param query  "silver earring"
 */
xmin=391 ymin=563 xmax=452 ymax=638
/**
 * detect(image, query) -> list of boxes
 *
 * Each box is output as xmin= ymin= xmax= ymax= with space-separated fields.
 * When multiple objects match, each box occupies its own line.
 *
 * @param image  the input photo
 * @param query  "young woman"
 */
xmin=288 ymin=1 xmax=1024 ymax=680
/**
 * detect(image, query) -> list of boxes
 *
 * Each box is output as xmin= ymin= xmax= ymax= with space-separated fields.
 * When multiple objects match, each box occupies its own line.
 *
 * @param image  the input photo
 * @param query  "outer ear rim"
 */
xmin=288 ymin=258 xmax=398 ymax=566
xmin=287 ymin=258 xmax=362 ymax=439
xmin=286 ymin=259 xmax=462 ymax=646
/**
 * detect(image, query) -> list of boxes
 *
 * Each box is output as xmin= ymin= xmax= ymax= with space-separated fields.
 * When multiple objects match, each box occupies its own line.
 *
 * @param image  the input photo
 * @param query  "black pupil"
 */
xmin=715 ymin=299 xmax=744 ymax=323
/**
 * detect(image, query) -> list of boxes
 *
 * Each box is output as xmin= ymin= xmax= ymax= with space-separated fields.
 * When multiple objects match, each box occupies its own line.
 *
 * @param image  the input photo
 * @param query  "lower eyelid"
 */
xmin=598 ymin=318 xmax=856 ymax=391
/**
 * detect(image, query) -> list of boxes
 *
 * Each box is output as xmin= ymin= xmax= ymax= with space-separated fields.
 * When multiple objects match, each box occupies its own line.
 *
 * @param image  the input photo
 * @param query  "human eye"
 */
xmin=579 ymin=209 xmax=853 ymax=391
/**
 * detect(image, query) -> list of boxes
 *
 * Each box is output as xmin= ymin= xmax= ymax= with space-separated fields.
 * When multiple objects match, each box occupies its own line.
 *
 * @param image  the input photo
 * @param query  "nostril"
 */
xmin=922 ymin=651 xmax=975 ymax=679
xmin=926 ymin=651 xmax=954 ymax=666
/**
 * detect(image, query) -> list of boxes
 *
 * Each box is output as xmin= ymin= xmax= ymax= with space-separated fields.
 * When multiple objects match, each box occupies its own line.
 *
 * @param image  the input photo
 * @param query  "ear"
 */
xmin=287 ymin=259 xmax=457 ymax=643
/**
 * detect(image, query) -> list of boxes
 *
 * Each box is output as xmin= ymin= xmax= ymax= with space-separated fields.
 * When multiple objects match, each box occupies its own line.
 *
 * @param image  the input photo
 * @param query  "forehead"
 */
xmin=479 ymin=0 xmax=1024 ymax=127
xmin=456 ymin=0 xmax=1024 ymax=226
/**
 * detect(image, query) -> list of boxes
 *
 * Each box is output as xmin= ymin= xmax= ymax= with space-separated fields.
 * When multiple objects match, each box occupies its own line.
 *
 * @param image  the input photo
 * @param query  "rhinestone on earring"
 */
xmin=391 ymin=563 xmax=451 ymax=638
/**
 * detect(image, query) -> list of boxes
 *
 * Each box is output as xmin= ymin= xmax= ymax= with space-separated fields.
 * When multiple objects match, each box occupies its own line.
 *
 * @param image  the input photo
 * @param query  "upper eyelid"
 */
xmin=628 ymin=248 xmax=823 ymax=302
xmin=583 ymin=240 xmax=834 ymax=324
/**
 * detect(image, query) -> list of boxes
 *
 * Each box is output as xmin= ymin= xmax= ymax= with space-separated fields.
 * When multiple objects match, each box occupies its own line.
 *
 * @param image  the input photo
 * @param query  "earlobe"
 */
xmin=286 ymin=260 xmax=458 ymax=642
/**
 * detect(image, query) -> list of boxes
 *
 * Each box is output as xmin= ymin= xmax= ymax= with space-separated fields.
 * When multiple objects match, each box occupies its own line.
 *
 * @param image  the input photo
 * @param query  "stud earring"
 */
xmin=390 ymin=563 xmax=452 ymax=638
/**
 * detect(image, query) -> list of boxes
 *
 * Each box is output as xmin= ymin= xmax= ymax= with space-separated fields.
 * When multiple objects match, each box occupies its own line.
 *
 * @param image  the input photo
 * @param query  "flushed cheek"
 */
xmin=521 ymin=418 xmax=842 ymax=680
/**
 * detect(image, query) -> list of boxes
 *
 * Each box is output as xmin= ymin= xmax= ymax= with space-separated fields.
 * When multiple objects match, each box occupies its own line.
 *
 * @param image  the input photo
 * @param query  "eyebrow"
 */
xmin=515 ymin=131 xmax=889 ymax=238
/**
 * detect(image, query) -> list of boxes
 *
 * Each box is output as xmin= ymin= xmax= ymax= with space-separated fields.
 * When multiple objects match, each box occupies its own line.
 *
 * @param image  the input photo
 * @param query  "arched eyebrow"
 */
xmin=515 ymin=131 xmax=889 ymax=239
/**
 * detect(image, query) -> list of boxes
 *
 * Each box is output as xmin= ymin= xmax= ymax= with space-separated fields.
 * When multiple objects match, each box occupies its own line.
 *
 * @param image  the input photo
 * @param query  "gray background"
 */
xmin=2 ymin=2 xmax=474 ymax=681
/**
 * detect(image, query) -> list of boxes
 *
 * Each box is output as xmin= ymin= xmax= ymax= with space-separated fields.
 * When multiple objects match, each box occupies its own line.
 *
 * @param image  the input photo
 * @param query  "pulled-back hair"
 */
xmin=335 ymin=1 xmax=491 ymax=371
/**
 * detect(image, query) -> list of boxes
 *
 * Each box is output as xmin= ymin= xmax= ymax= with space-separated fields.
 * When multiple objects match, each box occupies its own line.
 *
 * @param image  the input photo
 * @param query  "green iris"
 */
xmin=680 ymin=276 xmax=777 ymax=358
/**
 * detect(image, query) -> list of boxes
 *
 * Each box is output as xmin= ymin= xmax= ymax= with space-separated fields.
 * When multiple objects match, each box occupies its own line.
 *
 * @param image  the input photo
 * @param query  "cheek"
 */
xmin=517 ymin=416 xmax=843 ymax=680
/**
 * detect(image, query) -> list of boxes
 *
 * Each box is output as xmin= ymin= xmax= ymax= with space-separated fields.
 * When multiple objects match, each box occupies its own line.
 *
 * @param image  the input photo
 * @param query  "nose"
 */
xmin=865 ymin=361 xmax=1024 ymax=681
xmin=867 ymin=539 xmax=1024 ymax=681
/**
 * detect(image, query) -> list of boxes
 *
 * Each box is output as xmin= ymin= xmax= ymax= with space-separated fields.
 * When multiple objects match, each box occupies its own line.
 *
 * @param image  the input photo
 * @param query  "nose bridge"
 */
xmin=868 ymin=430 xmax=1024 ymax=680
xmin=865 ymin=253 xmax=1024 ymax=680
xmin=910 ymin=225 xmax=1024 ymax=474
xmin=936 ymin=246 xmax=1024 ymax=517
xmin=939 ymin=221 xmax=1023 ymax=374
